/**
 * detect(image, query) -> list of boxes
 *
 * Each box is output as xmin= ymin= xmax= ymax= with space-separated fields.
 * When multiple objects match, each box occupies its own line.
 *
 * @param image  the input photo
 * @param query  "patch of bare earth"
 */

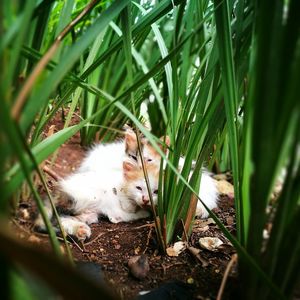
xmin=13 ymin=110 xmax=238 ymax=299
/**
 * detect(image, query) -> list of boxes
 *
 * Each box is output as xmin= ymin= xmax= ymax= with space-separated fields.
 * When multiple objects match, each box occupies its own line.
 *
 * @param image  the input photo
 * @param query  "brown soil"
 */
xmin=13 ymin=110 xmax=238 ymax=300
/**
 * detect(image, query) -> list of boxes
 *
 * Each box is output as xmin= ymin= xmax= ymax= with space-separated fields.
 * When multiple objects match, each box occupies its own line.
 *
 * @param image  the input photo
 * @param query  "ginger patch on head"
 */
xmin=123 ymin=160 xmax=159 ymax=182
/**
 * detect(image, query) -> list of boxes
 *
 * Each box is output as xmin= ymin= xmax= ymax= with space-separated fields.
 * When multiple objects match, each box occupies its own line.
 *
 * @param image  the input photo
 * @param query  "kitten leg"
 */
xmin=59 ymin=216 xmax=92 ymax=241
xmin=108 ymin=208 xmax=150 ymax=223
xmin=74 ymin=211 xmax=99 ymax=225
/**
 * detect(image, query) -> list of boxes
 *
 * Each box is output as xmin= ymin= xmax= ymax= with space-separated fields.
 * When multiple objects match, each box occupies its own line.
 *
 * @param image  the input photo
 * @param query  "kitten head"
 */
xmin=124 ymin=126 xmax=170 ymax=169
xmin=122 ymin=160 xmax=159 ymax=208
xmin=140 ymin=135 xmax=170 ymax=167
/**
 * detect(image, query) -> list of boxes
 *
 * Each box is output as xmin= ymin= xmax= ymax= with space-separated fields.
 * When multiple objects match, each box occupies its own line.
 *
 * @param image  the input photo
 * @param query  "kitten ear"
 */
xmin=123 ymin=160 xmax=137 ymax=179
xmin=125 ymin=129 xmax=137 ymax=153
xmin=159 ymin=135 xmax=170 ymax=153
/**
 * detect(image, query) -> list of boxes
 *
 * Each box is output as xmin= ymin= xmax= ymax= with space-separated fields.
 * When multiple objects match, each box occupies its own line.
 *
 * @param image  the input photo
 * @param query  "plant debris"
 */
xmin=199 ymin=237 xmax=224 ymax=251
xmin=166 ymin=241 xmax=187 ymax=257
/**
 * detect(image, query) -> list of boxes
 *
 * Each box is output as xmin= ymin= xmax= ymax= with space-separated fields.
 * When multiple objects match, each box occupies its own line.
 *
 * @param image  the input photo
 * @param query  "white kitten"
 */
xmin=35 ymin=159 xmax=158 ymax=241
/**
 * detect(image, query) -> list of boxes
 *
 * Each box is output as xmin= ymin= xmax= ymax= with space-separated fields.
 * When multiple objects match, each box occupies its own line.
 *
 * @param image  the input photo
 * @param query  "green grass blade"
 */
xmin=20 ymin=0 xmax=130 ymax=131
xmin=213 ymin=0 xmax=242 ymax=242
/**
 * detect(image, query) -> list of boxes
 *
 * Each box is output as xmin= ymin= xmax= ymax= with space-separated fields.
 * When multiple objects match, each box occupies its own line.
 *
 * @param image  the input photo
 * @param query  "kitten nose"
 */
xmin=142 ymin=196 xmax=149 ymax=205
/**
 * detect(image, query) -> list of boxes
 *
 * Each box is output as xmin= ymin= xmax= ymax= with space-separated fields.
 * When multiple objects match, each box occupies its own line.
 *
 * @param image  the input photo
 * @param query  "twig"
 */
xmin=143 ymin=226 xmax=153 ymax=254
xmin=43 ymin=165 xmax=62 ymax=182
xmin=132 ymin=222 xmax=155 ymax=229
xmin=85 ymin=232 xmax=104 ymax=246
xmin=161 ymin=262 xmax=185 ymax=276
xmin=181 ymin=218 xmax=189 ymax=243
xmin=182 ymin=194 xmax=198 ymax=241
xmin=216 ymin=254 xmax=238 ymax=300
xmin=45 ymin=160 xmax=62 ymax=169
xmin=12 ymin=219 xmax=32 ymax=235
xmin=12 ymin=0 xmax=100 ymax=120
xmin=67 ymin=235 xmax=84 ymax=252
xmin=187 ymin=246 xmax=209 ymax=267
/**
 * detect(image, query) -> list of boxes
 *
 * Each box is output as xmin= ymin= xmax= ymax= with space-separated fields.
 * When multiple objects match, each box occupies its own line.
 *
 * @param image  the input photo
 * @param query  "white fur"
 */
xmin=79 ymin=141 xmax=125 ymax=173
xmin=79 ymin=140 xmax=155 ymax=173
xmin=58 ymin=166 xmax=154 ymax=240
xmin=172 ymin=157 xmax=218 ymax=217
xmin=156 ymin=155 xmax=218 ymax=218
xmin=197 ymin=170 xmax=218 ymax=218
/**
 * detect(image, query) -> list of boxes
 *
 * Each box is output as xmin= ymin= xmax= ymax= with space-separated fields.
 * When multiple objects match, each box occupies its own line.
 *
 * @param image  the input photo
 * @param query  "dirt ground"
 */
xmin=13 ymin=111 xmax=239 ymax=300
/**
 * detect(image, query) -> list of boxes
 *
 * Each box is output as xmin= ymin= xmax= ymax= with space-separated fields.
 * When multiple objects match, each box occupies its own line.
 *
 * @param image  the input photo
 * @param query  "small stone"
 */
xmin=134 ymin=246 xmax=141 ymax=255
xmin=226 ymin=216 xmax=234 ymax=225
xmin=128 ymin=255 xmax=150 ymax=280
xmin=187 ymin=277 xmax=194 ymax=284
xmin=114 ymin=244 xmax=121 ymax=250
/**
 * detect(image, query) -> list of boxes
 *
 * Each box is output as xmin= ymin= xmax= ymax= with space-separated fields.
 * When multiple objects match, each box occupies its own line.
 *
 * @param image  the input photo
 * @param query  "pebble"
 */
xmin=187 ymin=277 xmax=194 ymax=284
xmin=128 ymin=255 xmax=150 ymax=280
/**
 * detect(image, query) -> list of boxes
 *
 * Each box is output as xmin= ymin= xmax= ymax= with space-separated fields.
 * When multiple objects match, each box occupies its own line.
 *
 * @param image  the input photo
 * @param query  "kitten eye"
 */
xmin=136 ymin=186 xmax=142 ymax=191
xmin=129 ymin=154 xmax=137 ymax=161
xmin=153 ymin=189 xmax=158 ymax=194
xmin=147 ymin=158 xmax=153 ymax=162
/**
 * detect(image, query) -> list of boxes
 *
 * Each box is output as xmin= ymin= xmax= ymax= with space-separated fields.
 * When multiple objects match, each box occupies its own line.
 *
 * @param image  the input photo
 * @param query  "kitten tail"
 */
xmin=34 ymin=199 xmax=54 ymax=233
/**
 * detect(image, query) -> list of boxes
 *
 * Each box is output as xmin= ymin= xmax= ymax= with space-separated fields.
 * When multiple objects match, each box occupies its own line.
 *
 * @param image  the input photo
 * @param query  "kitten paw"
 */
xmin=109 ymin=216 xmax=123 ymax=223
xmin=196 ymin=203 xmax=211 ymax=218
xmin=75 ymin=224 xmax=91 ymax=241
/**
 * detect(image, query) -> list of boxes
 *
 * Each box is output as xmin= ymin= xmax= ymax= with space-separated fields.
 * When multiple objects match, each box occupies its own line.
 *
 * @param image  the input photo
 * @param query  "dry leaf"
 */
xmin=134 ymin=246 xmax=141 ymax=255
xmin=46 ymin=125 xmax=56 ymax=137
xmin=166 ymin=241 xmax=187 ymax=257
xmin=199 ymin=237 xmax=223 ymax=251
xmin=197 ymin=225 xmax=209 ymax=232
